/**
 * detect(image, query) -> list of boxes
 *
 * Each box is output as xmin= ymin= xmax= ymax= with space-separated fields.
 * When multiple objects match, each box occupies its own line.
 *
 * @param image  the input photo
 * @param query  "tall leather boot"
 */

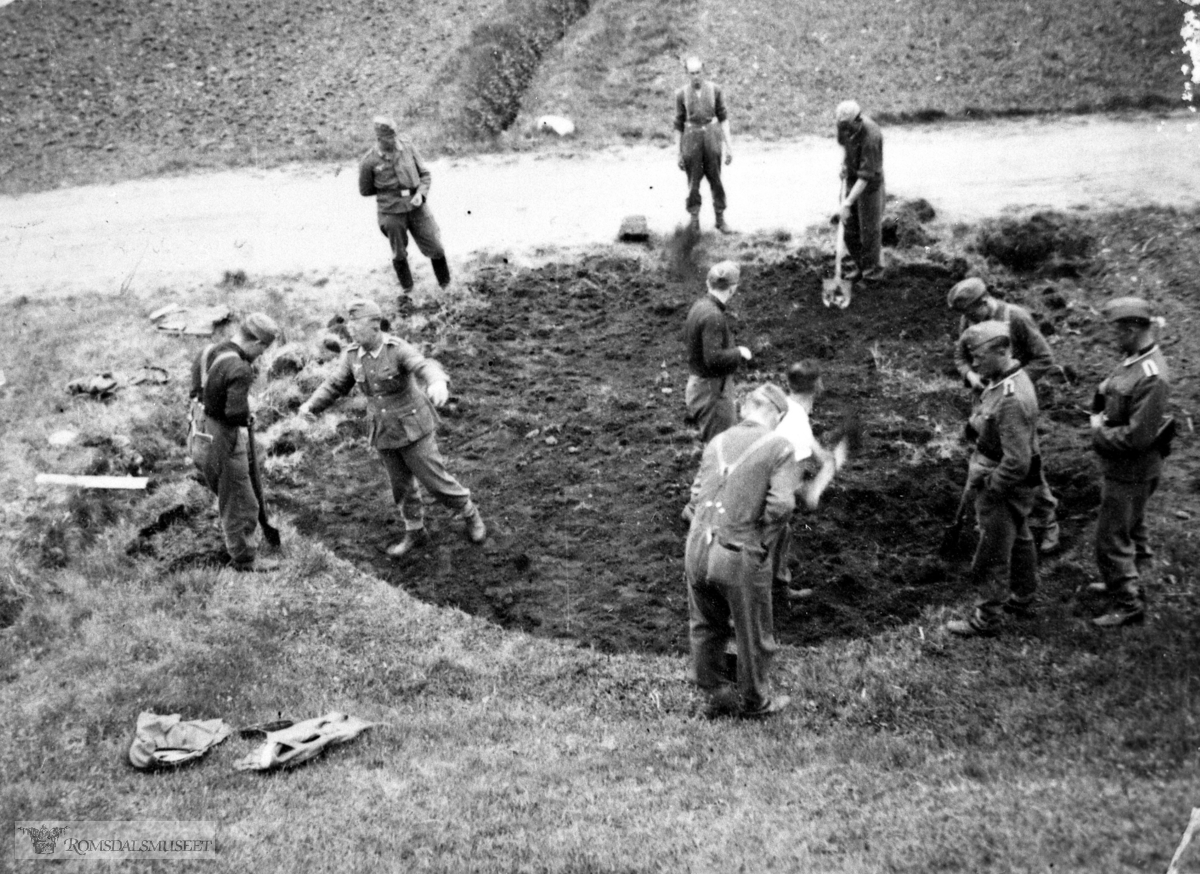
xmin=1009 ymin=539 xmax=1039 ymax=606
xmin=392 ymin=258 xmax=414 ymax=292
xmin=431 ymin=257 xmax=451 ymax=289
xmin=715 ymin=211 xmax=732 ymax=234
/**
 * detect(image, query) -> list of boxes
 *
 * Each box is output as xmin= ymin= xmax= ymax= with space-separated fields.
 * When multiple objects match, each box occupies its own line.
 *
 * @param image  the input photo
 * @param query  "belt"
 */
xmin=684 ymin=120 xmax=716 ymax=128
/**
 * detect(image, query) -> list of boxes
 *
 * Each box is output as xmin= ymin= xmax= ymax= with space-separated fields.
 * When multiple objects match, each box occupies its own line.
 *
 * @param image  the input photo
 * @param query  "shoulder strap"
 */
xmin=715 ymin=431 xmax=781 ymax=479
xmin=200 ymin=345 xmax=241 ymax=392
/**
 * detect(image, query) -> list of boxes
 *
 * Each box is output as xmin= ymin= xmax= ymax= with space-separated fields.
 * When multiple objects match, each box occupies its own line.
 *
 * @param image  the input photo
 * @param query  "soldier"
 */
xmin=188 ymin=312 xmax=281 ymax=572
xmin=359 ymin=115 xmax=451 ymax=303
xmin=674 ymin=56 xmax=734 ymax=234
xmin=1088 ymin=297 xmax=1173 ymax=628
xmin=945 ymin=321 xmax=1041 ymax=637
xmin=834 ymin=99 xmax=885 ymax=282
xmin=684 ymin=260 xmax=752 ymax=444
xmin=298 ymin=299 xmax=486 ymax=557
xmin=685 ymin=384 xmax=799 ymax=718
xmin=948 ymin=277 xmax=1061 ymax=554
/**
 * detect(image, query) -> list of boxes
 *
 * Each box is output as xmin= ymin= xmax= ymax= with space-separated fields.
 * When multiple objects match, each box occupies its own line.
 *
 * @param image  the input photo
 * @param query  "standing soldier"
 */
xmin=684 ymin=261 xmax=752 ymax=444
xmin=948 ymin=277 xmax=1061 ymax=553
xmin=945 ymin=321 xmax=1042 ymax=637
xmin=188 ymin=313 xmax=281 ymax=572
xmin=834 ymin=100 xmax=885 ymax=282
xmin=1089 ymin=297 xmax=1174 ymax=628
xmin=685 ymin=384 xmax=798 ymax=718
xmin=674 ymin=56 xmax=734 ymax=234
xmin=359 ymin=115 xmax=452 ymax=303
xmin=298 ymin=299 xmax=486 ymax=558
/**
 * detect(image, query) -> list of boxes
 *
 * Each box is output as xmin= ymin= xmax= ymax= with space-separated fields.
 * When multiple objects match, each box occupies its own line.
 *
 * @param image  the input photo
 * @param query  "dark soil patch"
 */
xmin=274 ymin=247 xmax=1104 ymax=655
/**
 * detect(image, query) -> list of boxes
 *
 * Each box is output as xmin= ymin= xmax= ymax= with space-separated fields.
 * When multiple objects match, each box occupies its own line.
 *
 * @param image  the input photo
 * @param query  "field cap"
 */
xmin=684 ymin=56 xmax=703 ymax=73
xmin=835 ymin=100 xmax=861 ymax=123
xmin=786 ymin=360 xmax=824 ymax=394
xmin=947 ymin=277 xmax=987 ymax=311
xmin=242 ymin=312 xmax=280 ymax=345
xmin=347 ymin=299 xmax=383 ymax=321
xmin=1103 ymin=296 xmax=1153 ymax=324
xmin=751 ymin=383 xmax=789 ymax=417
xmin=707 ymin=260 xmax=740 ymax=290
xmin=960 ymin=320 xmax=1010 ymax=353
xmin=373 ymin=115 xmax=398 ymax=134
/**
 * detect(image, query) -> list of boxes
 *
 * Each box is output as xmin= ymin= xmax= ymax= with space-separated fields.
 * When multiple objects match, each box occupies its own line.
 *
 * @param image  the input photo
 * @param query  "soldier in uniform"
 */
xmin=674 ymin=56 xmax=734 ymax=234
xmin=834 ymin=99 xmax=885 ymax=281
xmin=188 ymin=312 xmax=281 ymax=571
xmin=298 ymin=299 xmax=486 ymax=557
xmin=1089 ymin=297 xmax=1173 ymax=628
xmin=683 ymin=261 xmax=752 ymax=444
xmin=359 ymin=115 xmax=451 ymax=301
xmin=945 ymin=321 xmax=1041 ymax=637
xmin=685 ymin=384 xmax=799 ymax=718
xmin=948 ymin=277 xmax=1061 ymax=553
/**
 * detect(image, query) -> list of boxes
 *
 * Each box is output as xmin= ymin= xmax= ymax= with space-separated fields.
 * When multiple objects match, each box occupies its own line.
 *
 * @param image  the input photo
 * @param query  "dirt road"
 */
xmin=2 ymin=113 xmax=1198 ymax=300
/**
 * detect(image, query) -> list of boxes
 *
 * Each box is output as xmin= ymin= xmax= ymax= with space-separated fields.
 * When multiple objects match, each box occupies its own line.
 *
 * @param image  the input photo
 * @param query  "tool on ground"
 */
xmin=822 ymin=181 xmax=854 ymax=309
xmin=245 ymin=425 xmax=282 ymax=549
xmin=938 ymin=483 xmax=977 ymax=560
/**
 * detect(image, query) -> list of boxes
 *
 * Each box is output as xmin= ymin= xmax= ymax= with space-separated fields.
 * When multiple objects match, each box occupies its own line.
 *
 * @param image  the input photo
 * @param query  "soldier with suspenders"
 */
xmin=674 ymin=56 xmax=734 ymax=234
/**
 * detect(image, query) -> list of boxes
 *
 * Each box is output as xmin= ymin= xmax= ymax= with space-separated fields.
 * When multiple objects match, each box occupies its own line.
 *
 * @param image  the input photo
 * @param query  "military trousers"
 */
xmin=682 ymin=126 xmax=726 ymax=216
xmin=195 ymin=419 xmax=260 ymax=565
xmin=970 ymin=485 xmax=1038 ymax=626
xmin=377 ymin=433 xmax=472 ymax=530
xmin=1096 ymin=476 xmax=1158 ymax=602
xmin=843 ymin=182 xmax=884 ymax=273
xmin=685 ymin=374 xmax=736 ymax=445
xmin=379 ymin=204 xmax=445 ymax=266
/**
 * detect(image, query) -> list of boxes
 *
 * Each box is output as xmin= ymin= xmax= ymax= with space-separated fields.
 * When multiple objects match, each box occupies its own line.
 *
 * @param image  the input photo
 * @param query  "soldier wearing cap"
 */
xmin=359 ymin=115 xmax=451 ymax=302
xmin=945 ymin=320 xmax=1042 ymax=637
xmin=1088 ymin=296 xmax=1173 ymax=627
xmin=834 ymin=99 xmax=885 ymax=282
xmin=685 ymin=383 xmax=799 ymax=718
xmin=674 ymin=56 xmax=734 ymax=234
xmin=948 ymin=276 xmax=1061 ymax=553
xmin=298 ymin=298 xmax=486 ymax=557
xmin=684 ymin=260 xmax=752 ymax=444
xmin=188 ymin=312 xmax=281 ymax=571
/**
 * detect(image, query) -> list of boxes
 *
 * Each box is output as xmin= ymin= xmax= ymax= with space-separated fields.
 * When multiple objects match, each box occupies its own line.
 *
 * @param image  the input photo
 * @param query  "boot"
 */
xmin=687 ymin=212 xmax=700 ymax=233
xmin=460 ymin=504 xmax=487 ymax=544
xmin=386 ymin=527 xmax=429 ymax=559
xmin=714 ymin=211 xmax=732 ymax=234
xmin=392 ymin=258 xmax=414 ymax=292
xmin=431 ymin=257 xmax=451 ymax=289
xmin=1010 ymin=539 xmax=1039 ymax=605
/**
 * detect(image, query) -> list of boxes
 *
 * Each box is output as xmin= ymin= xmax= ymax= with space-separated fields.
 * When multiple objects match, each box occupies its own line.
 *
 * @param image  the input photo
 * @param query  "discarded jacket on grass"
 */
xmin=128 ymin=711 xmax=233 ymax=769
xmin=234 ymin=712 xmax=376 ymax=772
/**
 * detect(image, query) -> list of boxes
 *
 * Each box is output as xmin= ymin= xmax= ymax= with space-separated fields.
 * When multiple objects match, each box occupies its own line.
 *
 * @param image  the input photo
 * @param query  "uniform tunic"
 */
xmin=674 ymin=80 xmax=728 ymax=215
xmin=964 ymin=365 xmax=1040 ymax=624
xmin=306 ymin=335 xmax=471 ymax=525
xmin=839 ymin=115 xmax=885 ymax=273
xmin=684 ymin=293 xmax=743 ymax=443
xmin=684 ymin=421 xmax=799 ymax=713
xmin=1092 ymin=344 xmax=1171 ymax=597
xmin=359 ymin=138 xmax=445 ymax=266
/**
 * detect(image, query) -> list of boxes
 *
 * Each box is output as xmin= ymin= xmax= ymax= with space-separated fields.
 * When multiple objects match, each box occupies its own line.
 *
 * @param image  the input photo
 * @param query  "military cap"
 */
xmin=347 ymin=298 xmax=383 ymax=321
xmin=1102 ymin=296 xmax=1153 ymax=324
xmin=684 ymin=56 xmax=703 ymax=73
xmin=786 ymin=360 xmax=824 ymax=394
xmin=706 ymin=260 xmax=741 ymax=290
xmin=947 ymin=277 xmax=988 ymax=311
xmin=242 ymin=312 xmax=280 ymax=345
xmin=750 ymin=383 xmax=790 ymax=418
xmin=373 ymin=115 xmax=398 ymax=133
xmin=960 ymin=319 xmax=1010 ymax=353
xmin=835 ymin=100 xmax=861 ymax=123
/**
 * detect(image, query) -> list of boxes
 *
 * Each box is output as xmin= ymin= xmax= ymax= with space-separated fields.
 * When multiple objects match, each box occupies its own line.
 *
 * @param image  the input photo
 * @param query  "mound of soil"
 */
xmin=273 ymin=246 xmax=1103 ymax=655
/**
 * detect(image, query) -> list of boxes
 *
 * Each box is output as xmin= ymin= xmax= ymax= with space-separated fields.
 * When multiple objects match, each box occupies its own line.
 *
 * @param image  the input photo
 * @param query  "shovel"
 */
xmin=937 ymin=483 xmax=977 ymax=561
xmin=246 ymin=425 xmax=282 ymax=550
xmin=822 ymin=182 xmax=854 ymax=309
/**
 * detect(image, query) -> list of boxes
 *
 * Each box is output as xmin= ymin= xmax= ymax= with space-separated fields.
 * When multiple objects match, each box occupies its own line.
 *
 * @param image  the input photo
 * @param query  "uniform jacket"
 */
xmin=359 ymin=137 xmax=432 ymax=216
xmin=686 ymin=421 xmax=799 ymax=560
xmin=967 ymin=365 xmax=1040 ymax=495
xmin=190 ymin=340 xmax=255 ymax=427
xmin=674 ymin=81 xmax=727 ymax=130
xmin=685 ymin=294 xmax=742 ymax=380
xmin=840 ymin=115 xmax=884 ymax=192
xmin=955 ymin=300 xmax=1054 ymax=385
xmin=1093 ymin=344 xmax=1171 ymax=483
xmin=306 ymin=335 xmax=448 ymax=450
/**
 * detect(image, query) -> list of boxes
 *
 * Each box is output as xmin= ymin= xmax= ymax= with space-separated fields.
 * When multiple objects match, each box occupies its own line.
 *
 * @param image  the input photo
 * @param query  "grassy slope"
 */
xmin=0 ymin=0 xmax=1187 ymax=195
xmin=2 ymin=208 xmax=1200 ymax=871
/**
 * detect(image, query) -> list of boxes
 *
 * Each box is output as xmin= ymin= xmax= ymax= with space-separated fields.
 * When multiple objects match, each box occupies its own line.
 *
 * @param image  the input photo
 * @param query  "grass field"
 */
xmin=0 ymin=0 xmax=1190 ymax=195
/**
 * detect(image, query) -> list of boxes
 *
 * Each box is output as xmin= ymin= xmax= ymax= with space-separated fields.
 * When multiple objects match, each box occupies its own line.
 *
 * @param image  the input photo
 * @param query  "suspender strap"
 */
xmin=713 ymin=431 xmax=780 ymax=478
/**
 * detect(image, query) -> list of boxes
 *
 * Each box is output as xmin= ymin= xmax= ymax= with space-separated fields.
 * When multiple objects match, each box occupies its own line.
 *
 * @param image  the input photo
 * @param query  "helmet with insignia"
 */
xmin=946 ymin=277 xmax=987 ymax=311
xmin=960 ymin=319 xmax=1010 ymax=354
xmin=1102 ymin=296 xmax=1153 ymax=325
